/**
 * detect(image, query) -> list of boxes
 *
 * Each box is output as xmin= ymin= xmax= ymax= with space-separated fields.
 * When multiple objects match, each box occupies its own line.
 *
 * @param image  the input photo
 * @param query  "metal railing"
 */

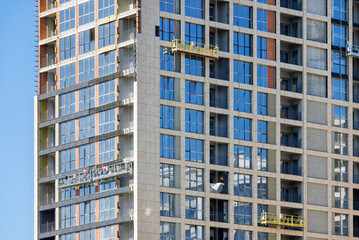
xmin=171 ymin=39 xmax=219 ymax=59
xmin=40 ymin=111 xmax=55 ymax=123
xmin=210 ymin=154 xmax=228 ymax=166
xmin=119 ymin=29 xmax=135 ymax=43
xmin=261 ymin=212 xmax=305 ymax=228
xmin=210 ymin=212 xmax=229 ymax=223
xmin=40 ymin=194 xmax=55 ymax=206
xmin=40 ymin=222 xmax=55 ymax=233
xmin=40 ymin=54 xmax=57 ymax=68
xmin=40 ymin=139 xmax=55 ymax=150
xmin=40 ymin=166 xmax=55 ymax=178
xmin=58 ymin=161 xmax=132 ymax=189
xmin=119 ymin=59 xmax=135 ymax=72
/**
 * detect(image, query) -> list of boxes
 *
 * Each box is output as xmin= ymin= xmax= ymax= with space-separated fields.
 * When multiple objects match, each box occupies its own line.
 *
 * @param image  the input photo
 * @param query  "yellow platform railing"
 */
xmin=171 ymin=39 xmax=219 ymax=59
xmin=261 ymin=212 xmax=305 ymax=228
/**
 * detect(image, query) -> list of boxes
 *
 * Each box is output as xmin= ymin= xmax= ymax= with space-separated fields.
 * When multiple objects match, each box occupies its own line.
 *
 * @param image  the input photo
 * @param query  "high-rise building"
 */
xmin=34 ymin=0 xmax=359 ymax=239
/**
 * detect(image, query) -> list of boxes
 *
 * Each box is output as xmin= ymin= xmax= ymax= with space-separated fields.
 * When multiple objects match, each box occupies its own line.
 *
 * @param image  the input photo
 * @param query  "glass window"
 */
xmin=234 ymin=32 xmax=252 ymax=56
xmin=160 ymin=192 xmax=176 ymax=217
xmin=234 ymin=174 xmax=252 ymax=197
xmin=185 ymin=0 xmax=204 ymax=18
xmin=334 ymin=213 xmax=348 ymax=236
xmin=160 ymin=105 xmax=175 ymax=129
xmin=257 ymin=148 xmax=268 ymax=171
xmin=60 ymin=148 xmax=76 ymax=172
xmin=257 ymin=93 xmax=267 ymax=115
xmin=79 ymin=29 xmax=95 ymax=55
xmin=79 ymin=200 xmax=95 ymax=225
xmin=257 ymin=9 xmax=267 ymax=31
xmin=79 ymin=229 xmax=95 ymax=240
xmin=333 ymin=159 xmax=348 ymax=182
xmin=60 ymin=7 xmax=75 ymax=32
xmin=60 ymin=187 xmax=76 ymax=201
xmin=60 ymin=63 xmax=76 ymax=89
xmin=257 ymin=176 xmax=268 ymax=199
xmin=79 ymin=143 xmax=95 ymax=168
xmin=60 ymin=35 xmax=76 ymax=60
xmin=79 ymin=86 xmax=95 ymax=111
xmin=332 ymin=52 xmax=347 ymax=75
xmin=99 ymin=225 xmax=116 ymax=240
xmin=79 ymin=115 xmax=95 ymax=140
xmin=333 ymin=105 xmax=347 ymax=128
xmin=233 ymin=60 xmax=252 ymax=84
xmin=60 ymin=204 xmax=76 ymax=229
xmin=99 ymin=50 xmax=116 ymax=77
xmin=79 ymin=0 xmax=95 ymax=26
xmin=79 ymin=183 xmax=95 ymax=196
xmin=60 ymin=92 xmax=75 ymax=116
xmin=79 ymin=57 xmax=95 ymax=83
xmin=333 ymin=25 xmax=347 ymax=48
xmin=185 ymin=80 xmax=204 ymax=105
xmin=160 ymin=163 xmax=175 ymax=188
xmin=99 ymin=196 xmax=116 ymax=221
xmin=160 ymin=134 xmax=175 ymax=158
xmin=160 ymin=0 xmax=176 ymax=13
xmin=185 ymin=225 xmax=205 ymax=240
xmin=160 ymin=18 xmax=176 ymax=41
xmin=257 ymin=65 xmax=275 ymax=88
xmin=99 ymin=137 xmax=116 ymax=163
xmin=160 ymin=47 xmax=175 ymax=71
xmin=234 ymin=117 xmax=252 ymax=141
xmin=185 ymin=138 xmax=204 ymax=163
xmin=234 ymin=230 xmax=252 ymax=240
xmin=99 ymin=178 xmax=116 ymax=192
xmin=98 ymin=80 xmax=116 ymax=106
xmin=185 ymin=196 xmax=204 ymax=220
xmin=61 ymin=233 xmax=76 ymax=240
xmin=333 ymin=0 xmax=347 ymax=21
xmin=60 ymin=119 xmax=76 ymax=144
xmin=161 ymin=76 xmax=175 ymax=100
xmin=98 ymin=0 xmax=115 ymax=19
xmin=99 ymin=109 xmax=116 ymax=134
xmin=185 ymin=109 xmax=204 ymax=133
xmin=185 ymin=54 xmax=205 ymax=76
xmin=185 ymin=167 xmax=204 ymax=191
xmin=59 ymin=0 xmax=71 ymax=4
xmin=333 ymin=186 xmax=348 ymax=209
xmin=257 ymin=37 xmax=267 ymax=59
xmin=99 ymin=22 xmax=116 ymax=48
xmin=233 ymin=4 xmax=252 ymax=28
xmin=234 ymin=89 xmax=251 ymax=113
xmin=185 ymin=23 xmax=204 ymax=44
xmin=234 ymin=202 xmax=252 ymax=225
xmin=234 ymin=145 xmax=252 ymax=169
xmin=257 ymin=204 xmax=268 ymax=225
xmin=257 ymin=121 xmax=268 ymax=143
xmin=333 ymin=78 xmax=348 ymax=101
xmin=333 ymin=132 xmax=348 ymax=155
xmin=160 ymin=222 xmax=176 ymax=240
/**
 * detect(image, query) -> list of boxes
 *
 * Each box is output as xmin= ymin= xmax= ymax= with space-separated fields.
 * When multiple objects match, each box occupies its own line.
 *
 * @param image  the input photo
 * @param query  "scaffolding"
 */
xmin=260 ymin=212 xmax=305 ymax=228
xmin=347 ymin=43 xmax=359 ymax=57
xmin=171 ymin=39 xmax=219 ymax=59
xmin=58 ymin=161 xmax=132 ymax=189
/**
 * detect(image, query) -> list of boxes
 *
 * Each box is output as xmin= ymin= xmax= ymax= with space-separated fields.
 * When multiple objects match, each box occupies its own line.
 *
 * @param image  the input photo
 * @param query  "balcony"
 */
xmin=281 ymin=152 xmax=302 ymax=176
xmin=280 ymin=96 xmax=301 ymax=121
xmin=171 ymin=39 xmax=219 ymax=59
xmin=40 ymin=194 xmax=55 ymax=206
xmin=210 ymin=114 xmax=228 ymax=138
xmin=280 ymin=13 xmax=302 ymax=38
xmin=281 ymin=124 xmax=301 ymax=148
xmin=280 ymin=69 xmax=302 ymax=93
xmin=280 ymin=41 xmax=302 ymax=66
xmin=210 ymin=171 xmax=228 ymax=194
xmin=210 ymin=84 xmax=228 ymax=109
xmin=40 ymin=53 xmax=57 ymax=68
xmin=210 ymin=142 xmax=228 ymax=166
xmin=209 ymin=0 xmax=229 ymax=24
xmin=40 ymin=222 xmax=55 ymax=233
xmin=280 ymin=0 xmax=302 ymax=11
xmin=119 ymin=28 xmax=135 ymax=44
xmin=40 ymin=209 xmax=55 ymax=233
xmin=210 ymin=27 xmax=229 ymax=52
xmin=210 ymin=198 xmax=229 ymax=223
xmin=281 ymin=180 xmax=302 ymax=203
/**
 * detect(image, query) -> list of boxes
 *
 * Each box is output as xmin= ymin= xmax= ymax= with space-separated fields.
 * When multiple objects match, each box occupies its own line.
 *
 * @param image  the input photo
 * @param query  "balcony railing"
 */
xmin=40 ymin=166 xmax=55 ymax=178
xmin=40 ymin=111 xmax=55 ymax=123
xmin=210 ymin=212 xmax=229 ymax=223
xmin=210 ymin=127 xmax=228 ymax=138
xmin=40 ymin=194 xmax=55 ymax=206
xmin=119 ymin=29 xmax=135 ymax=43
xmin=171 ymin=39 xmax=219 ymax=59
xmin=210 ymin=154 xmax=228 ymax=166
xmin=261 ymin=212 xmax=305 ymax=228
xmin=40 ymin=139 xmax=55 ymax=150
xmin=280 ymin=110 xmax=301 ymax=121
xmin=281 ymin=194 xmax=302 ymax=203
xmin=40 ymin=54 xmax=57 ymax=68
xmin=40 ymin=222 xmax=55 ymax=233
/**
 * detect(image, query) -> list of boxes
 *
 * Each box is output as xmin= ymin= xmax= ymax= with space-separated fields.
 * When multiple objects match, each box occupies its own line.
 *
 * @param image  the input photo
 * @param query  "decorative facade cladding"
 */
xmin=35 ymin=0 xmax=359 ymax=239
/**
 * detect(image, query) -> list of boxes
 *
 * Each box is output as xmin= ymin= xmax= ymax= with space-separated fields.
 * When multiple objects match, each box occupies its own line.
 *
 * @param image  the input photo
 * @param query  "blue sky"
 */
xmin=0 ymin=1 xmax=34 ymax=238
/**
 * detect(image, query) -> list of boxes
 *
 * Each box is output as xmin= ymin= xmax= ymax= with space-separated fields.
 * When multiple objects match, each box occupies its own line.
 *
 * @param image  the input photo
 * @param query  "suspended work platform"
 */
xmin=171 ymin=39 xmax=219 ymax=59
xmin=260 ymin=212 xmax=305 ymax=228
xmin=58 ymin=161 xmax=132 ymax=189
